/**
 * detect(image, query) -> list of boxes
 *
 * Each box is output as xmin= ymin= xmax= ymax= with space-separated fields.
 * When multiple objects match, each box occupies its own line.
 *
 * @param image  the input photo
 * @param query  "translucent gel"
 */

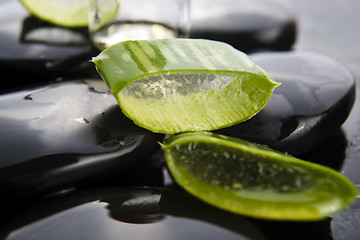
xmin=118 ymin=72 xmax=268 ymax=133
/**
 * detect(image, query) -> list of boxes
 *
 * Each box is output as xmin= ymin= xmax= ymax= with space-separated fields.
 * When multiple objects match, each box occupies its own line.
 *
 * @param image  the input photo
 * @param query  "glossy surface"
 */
xmin=163 ymin=132 xmax=357 ymax=220
xmin=0 ymin=80 xmax=161 ymax=199
xmin=217 ymin=51 xmax=356 ymax=155
xmin=93 ymin=39 xmax=278 ymax=133
xmin=0 ymin=187 xmax=335 ymax=240
xmin=0 ymin=0 xmax=92 ymax=89
xmin=19 ymin=0 xmax=89 ymax=27
xmin=190 ymin=0 xmax=297 ymax=51
xmin=92 ymin=39 xmax=276 ymax=92
xmin=0 ymin=0 xmax=359 ymax=239
xmin=292 ymin=1 xmax=360 ymax=238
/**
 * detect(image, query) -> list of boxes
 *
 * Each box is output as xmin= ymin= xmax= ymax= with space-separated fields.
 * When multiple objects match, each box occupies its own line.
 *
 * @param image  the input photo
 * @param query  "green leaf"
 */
xmin=92 ymin=39 xmax=279 ymax=133
xmin=162 ymin=132 xmax=358 ymax=221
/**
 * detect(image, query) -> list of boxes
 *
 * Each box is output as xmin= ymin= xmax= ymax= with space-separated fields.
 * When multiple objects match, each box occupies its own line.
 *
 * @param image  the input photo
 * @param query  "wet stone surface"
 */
xmin=0 ymin=51 xmax=355 ymax=200
xmin=216 ymin=51 xmax=356 ymax=155
xmin=0 ymin=80 xmax=161 ymax=199
xmin=190 ymin=0 xmax=297 ymax=51
xmin=0 ymin=0 xmax=359 ymax=239
xmin=0 ymin=50 xmax=354 ymax=202
xmin=0 ymin=186 xmax=334 ymax=240
xmin=0 ymin=0 xmax=93 ymax=89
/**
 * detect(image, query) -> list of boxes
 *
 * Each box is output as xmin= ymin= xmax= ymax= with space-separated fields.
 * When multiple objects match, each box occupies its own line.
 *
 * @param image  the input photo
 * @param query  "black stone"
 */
xmin=0 ymin=186 xmax=333 ymax=240
xmin=0 ymin=0 xmax=94 ymax=90
xmin=190 ymin=0 xmax=297 ymax=51
xmin=0 ymin=79 xmax=161 ymax=199
xmin=216 ymin=51 xmax=356 ymax=155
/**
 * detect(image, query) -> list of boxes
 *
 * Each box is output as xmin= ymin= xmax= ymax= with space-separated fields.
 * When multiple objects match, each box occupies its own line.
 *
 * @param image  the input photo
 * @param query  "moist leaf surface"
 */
xmin=162 ymin=132 xmax=358 ymax=220
xmin=92 ymin=39 xmax=279 ymax=133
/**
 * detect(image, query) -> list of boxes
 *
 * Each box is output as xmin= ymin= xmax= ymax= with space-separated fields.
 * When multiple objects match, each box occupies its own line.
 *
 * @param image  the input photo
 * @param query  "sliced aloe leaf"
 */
xmin=19 ymin=0 xmax=118 ymax=28
xmin=162 ymin=132 xmax=358 ymax=221
xmin=92 ymin=39 xmax=279 ymax=134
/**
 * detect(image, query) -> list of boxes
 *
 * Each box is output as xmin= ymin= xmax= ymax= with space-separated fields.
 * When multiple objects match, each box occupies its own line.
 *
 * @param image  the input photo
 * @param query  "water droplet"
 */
xmin=55 ymin=77 xmax=64 ymax=82
xmin=211 ymin=179 xmax=220 ymax=186
xmin=24 ymin=94 xmax=33 ymax=100
xmin=232 ymin=182 xmax=243 ymax=190
xmin=295 ymin=178 xmax=303 ymax=188
xmin=45 ymin=61 xmax=53 ymax=68
xmin=258 ymin=163 xmax=264 ymax=174
xmin=281 ymin=185 xmax=290 ymax=191
xmin=75 ymin=118 xmax=90 ymax=124
xmin=187 ymin=143 xmax=192 ymax=151
xmin=101 ymin=139 xmax=125 ymax=148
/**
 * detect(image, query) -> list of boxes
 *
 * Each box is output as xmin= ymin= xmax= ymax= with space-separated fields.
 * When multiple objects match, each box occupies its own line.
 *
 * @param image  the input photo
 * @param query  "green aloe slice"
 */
xmin=162 ymin=132 xmax=358 ymax=221
xmin=92 ymin=39 xmax=279 ymax=134
xmin=19 ymin=0 xmax=118 ymax=28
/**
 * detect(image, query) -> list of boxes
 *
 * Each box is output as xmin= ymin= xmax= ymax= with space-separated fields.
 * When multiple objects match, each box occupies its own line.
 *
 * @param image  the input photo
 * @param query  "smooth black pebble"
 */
xmin=0 ymin=79 xmax=161 ymax=199
xmin=216 ymin=51 xmax=356 ymax=155
xmin=190 ymin=0 xmax=297 ymax=51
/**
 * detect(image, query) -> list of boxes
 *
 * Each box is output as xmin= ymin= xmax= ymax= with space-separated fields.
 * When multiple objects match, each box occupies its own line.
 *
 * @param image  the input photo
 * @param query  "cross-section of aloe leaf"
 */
xmin=162 ymin=132 xmax=358 ymax=221
xmin=92 ymin=39 xmax=279 ymax=134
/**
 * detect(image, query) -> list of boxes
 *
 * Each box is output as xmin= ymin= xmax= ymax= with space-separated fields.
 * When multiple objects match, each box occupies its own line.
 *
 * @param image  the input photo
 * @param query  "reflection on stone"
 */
xmin=216 ymin=51 xmax=355 ymax=155
xmin=190 ymin=0 xmax=297 ymax=51
xmin=0 ymin=187 xmax=264 ymax=240
xmin=332 ymin=206 xmax=360 ymax=240
xmin=299 ymin=129 xmax=347 ymax=171
xmin=0 ymin=80 xmax=161 ymax=199
xmin=0 ymin=0 xmax=92 ymax=88
xmin=20 ymin=17 xmax=89 ymax=46
xmin=0 ymin=186 xmax=334 ymax=240
xmin=0 ymin=51 xmax=354 ymax=200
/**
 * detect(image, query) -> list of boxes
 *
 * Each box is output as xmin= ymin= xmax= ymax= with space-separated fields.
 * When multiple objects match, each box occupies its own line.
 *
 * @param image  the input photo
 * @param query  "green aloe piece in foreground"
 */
xmin=162 ymin=132 xmax=358 ymax=221
xmin=92 ymin=39 xmax=279 ymax=134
